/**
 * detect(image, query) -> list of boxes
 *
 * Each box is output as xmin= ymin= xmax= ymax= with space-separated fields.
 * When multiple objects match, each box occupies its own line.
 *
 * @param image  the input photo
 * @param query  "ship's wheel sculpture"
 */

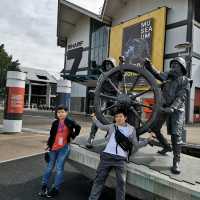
xmin=94 ymin=63 xmax=162 ymax=136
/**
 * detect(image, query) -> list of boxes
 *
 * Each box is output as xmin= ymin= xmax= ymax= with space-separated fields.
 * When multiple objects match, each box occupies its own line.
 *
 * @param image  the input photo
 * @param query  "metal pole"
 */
xmin=185 ymin=46 xmax=192 ymax=124
xmin=28 ymin=82 xmax=31 ymax=109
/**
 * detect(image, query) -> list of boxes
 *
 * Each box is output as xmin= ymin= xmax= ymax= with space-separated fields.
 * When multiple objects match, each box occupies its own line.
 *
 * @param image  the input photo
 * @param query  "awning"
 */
xmin=63 ymin=74 xmax=98 ymax=87
xmin=101 ymin=0 xmax=128 ymax=23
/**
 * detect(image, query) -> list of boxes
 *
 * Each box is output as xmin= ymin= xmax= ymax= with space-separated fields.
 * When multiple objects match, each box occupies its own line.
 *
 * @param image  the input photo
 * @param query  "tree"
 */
xmin=7 ymin=59 xmax=21 ymax=71
xmin=0 ymin=44 xmax=20 ymax=96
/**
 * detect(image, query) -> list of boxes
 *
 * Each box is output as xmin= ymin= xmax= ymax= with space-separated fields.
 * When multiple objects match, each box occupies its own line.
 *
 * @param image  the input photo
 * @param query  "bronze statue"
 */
xmin=144 ymin=57 xmax=191 ymax=174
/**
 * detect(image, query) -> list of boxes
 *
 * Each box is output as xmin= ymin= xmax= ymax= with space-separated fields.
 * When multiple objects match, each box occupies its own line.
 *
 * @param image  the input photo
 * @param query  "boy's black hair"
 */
xmin=55 ymin=105 xmax=68 ymax=119
xmin=114 ymin=107 xmax=127 ymax=117
xmin=55 ymin=105 xmax=68 ymax=112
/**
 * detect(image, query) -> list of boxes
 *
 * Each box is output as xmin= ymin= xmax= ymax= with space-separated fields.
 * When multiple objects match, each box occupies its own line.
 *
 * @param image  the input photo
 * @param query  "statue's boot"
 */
xmin=171 ymin=145 xmax=181 ymax=174
xmin=156 ymin=132 xmax=172 ymax=155
xmin=171 ymin=135 xmax=182 ymax=174
xmin=86 ymin=137 xmax=94 ymax=149
xmin=158 ymin=145 xmax=172 ymax=155
xmin=86 ymin=123 xmax=98 ymax=149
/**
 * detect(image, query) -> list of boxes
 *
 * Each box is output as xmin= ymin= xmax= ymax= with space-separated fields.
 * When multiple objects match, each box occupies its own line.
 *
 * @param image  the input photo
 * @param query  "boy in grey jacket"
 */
xmin=88 ymin=108 xmax=153 ymax=200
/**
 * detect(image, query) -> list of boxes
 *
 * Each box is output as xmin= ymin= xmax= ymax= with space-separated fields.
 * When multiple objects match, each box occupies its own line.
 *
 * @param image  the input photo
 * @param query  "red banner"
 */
xmin=7 ymin=87 xmax=25 ymax=114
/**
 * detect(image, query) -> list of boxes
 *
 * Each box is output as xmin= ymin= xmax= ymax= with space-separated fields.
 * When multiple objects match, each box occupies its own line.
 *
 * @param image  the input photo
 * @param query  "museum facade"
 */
xmin=57 ymin=0 xmax=200 ymax=123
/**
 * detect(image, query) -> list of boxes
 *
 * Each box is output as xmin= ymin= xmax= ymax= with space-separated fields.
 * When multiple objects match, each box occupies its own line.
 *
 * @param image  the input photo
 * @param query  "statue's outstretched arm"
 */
xmin=144 ymin=59 xmax=167 ymax=82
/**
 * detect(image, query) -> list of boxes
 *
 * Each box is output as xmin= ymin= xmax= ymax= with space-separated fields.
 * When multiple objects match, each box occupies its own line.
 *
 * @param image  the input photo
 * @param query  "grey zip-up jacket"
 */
xmin=93 ymin=118 xmax=149 ymax=155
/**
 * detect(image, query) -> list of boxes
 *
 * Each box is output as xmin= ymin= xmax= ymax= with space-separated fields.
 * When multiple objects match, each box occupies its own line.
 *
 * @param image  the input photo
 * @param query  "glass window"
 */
xmin=90 ymin=19 xmax=109 ymax=74
xmin=94 ymin=32 xmax=98 ymax=47
xmin=91 ymin=33 xmax=95 ymax=48
xmin=194 ymin=0 xmax=200 ymax=23
xmin=99 ymin=27 xmax=104 ymax=46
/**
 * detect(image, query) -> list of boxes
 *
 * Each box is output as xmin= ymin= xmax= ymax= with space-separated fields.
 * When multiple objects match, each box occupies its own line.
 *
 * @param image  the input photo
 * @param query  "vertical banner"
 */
xmin=7 ymin=87 xmax=25 ymax=114
xmin=122 ymin=19 xmax=153 ymax=66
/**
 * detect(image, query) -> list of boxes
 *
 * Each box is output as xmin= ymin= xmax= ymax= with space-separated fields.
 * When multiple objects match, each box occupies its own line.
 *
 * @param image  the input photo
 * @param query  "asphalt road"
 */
xmin=0 ymin=154 xmax=137 ymax=200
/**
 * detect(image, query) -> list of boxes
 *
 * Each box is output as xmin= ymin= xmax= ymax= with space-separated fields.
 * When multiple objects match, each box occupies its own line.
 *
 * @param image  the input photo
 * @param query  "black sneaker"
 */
xmin=86 ymin=142 xmax=93 ymax=149
xmin=86 ymin=139 xmax=94 ymax=149
xmin=46 ymin=187 xmax=59 ymax=198
xmin=38 ymin=185 xmax=48 ymax=197
xmin=157 ymin=146 xmax=172 ymax=155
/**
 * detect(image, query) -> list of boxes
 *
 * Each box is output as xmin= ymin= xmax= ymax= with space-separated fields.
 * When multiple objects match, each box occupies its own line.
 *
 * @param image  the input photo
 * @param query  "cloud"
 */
xmin=0 ymin=0 xmax=64 ymax=72
xmin=0 ymin=0 xmax=104 ymax=72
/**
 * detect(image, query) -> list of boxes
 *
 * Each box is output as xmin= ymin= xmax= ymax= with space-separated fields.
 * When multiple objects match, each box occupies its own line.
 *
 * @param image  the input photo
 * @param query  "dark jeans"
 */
xmin=89 ymin=152 xmax=127 ymax=200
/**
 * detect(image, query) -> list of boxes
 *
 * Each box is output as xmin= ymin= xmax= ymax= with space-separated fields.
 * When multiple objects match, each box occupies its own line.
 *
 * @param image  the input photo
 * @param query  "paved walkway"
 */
xmin=0 ymin=130 xmax=136 ymax=200
xmin=0 ymin=109 xmax=200 ymax=145
xmin=0 ymin=125 xmax=200 ymax=163
xmin=0 ymin=153 xmax=136 ymax=200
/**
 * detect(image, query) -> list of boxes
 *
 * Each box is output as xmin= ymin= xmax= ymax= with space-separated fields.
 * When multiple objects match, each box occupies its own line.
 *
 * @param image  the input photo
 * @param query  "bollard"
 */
xmin=56 ymin=79 xmax=71 ymax=110
xmin=3 ymin=71 xmax=26 ymax=133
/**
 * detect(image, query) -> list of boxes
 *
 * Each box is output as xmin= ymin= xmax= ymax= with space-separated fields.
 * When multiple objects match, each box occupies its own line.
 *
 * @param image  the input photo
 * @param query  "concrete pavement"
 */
xmin=0 ymin=110 xmax=200 ymax=200
xmin=0 ymin=154 xmax=136 ymax=200
xmin=0 ymin=109 xmax=200 ymax=145
xmin=0 ymin=132 xmax=136 ymax=200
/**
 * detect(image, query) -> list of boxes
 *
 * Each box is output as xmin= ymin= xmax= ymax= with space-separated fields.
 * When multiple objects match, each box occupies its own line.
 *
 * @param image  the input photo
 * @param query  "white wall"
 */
xmin=193 ymin=25 xmax=200 ymax=55
xmin=164 ymin=59 xmax=171 ymax=72
xmin=189 ymin=24 xmax=200 ymax=122
xmin=65 ymin=15 xmax=90 ymax=98
xmin=191 ymin=57 xmax=200 ymax=88
xmin=66 ymin=16 xmax=90 ymax=70
xmin=188 ymin=57 xmax=200 ymax=122
xmin=112 ymin=0 xmax=188 ymax=26
xmin=165 ymin=25 xmax=187 ymax=54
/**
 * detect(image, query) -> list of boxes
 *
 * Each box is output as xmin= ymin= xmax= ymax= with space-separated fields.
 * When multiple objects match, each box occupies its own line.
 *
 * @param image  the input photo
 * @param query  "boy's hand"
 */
xmin=91 ymin=113 xmax=95 ymax=117
xmin=147 ymin=134 xmax=156 ymax=146
xmin=45 ymin=145 xmax=50 ymax=151
xmin=91 ymin=113 xmax=96 ymax=120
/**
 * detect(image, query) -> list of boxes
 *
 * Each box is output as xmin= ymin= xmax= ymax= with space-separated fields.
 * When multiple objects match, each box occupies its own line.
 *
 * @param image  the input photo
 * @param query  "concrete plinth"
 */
xmin=68 ymin=140 xmax=200 ymax=200
xmin=3 ymin=120 xmax=22 ymax=133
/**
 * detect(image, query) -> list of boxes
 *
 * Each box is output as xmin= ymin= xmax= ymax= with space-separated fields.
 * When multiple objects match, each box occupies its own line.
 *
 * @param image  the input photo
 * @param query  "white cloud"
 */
xmin=0 ymin=0 xmax=64 ymax=72
xmin=0 ymin=0 xmax=104 ymax=72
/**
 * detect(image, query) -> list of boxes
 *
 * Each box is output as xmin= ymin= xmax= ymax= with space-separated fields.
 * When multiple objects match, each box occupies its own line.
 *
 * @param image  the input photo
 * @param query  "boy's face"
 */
xmin=57 ymin=109 xmax=67 ymax=120
xmin=115 ymin=113 xmax=127 ymax=126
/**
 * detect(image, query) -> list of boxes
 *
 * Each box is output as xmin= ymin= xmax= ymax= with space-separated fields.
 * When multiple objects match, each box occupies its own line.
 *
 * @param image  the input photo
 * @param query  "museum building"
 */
xmin=57 ymin=0 xmax=200 ymax=123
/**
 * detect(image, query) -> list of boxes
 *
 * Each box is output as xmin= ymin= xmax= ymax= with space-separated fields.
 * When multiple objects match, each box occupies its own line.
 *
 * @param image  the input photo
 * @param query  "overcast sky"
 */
xmin=0 ymin=0 xmax=104 ymax=73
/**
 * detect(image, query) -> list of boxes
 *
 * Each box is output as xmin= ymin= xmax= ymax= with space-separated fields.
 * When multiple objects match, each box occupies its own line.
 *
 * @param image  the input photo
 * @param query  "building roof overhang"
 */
xmin=100 ymin=0 xmax=128 ymax=23
xmin=20 ymin=67 xmax=58 ymax=84
xmin=57 ymin=0 xmax=112 ymax=47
